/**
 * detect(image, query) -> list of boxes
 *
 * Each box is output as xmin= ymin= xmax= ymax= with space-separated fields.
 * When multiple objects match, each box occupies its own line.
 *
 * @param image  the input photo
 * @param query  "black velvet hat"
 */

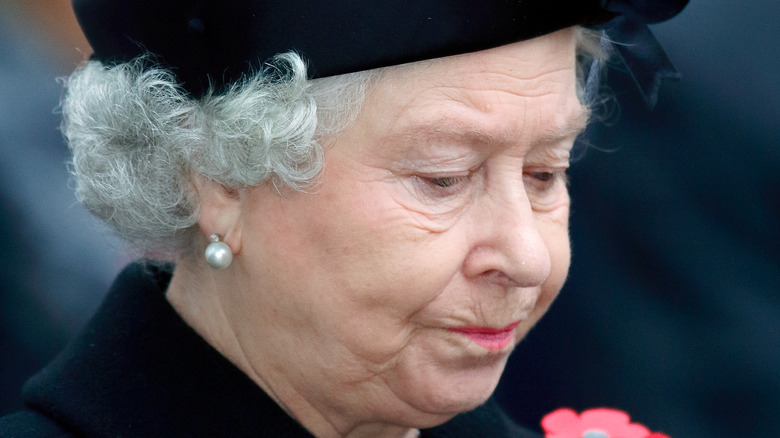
xmin=72 ymin=0 xmax=689 ymax=98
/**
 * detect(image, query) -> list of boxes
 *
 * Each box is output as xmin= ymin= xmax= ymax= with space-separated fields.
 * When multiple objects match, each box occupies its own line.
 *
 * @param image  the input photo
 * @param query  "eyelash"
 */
xmin=415 ymin=175 xmax=469 ymax=199
xmin=426 ymin=176 xmax=465 ymax=189
xmin=524 ymin=169 xmax=568 ymax=192
xmin=414 ymin=168 xmax=568 ymax=200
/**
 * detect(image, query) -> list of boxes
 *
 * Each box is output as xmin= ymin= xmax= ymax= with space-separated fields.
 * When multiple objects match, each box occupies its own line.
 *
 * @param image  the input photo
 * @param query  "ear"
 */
xmin=192 ymin=173 xmax=242 ymax=256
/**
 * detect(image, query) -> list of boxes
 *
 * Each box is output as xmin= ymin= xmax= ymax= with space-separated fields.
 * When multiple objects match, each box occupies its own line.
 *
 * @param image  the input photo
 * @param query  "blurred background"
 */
xmin=0 ymin=0 xmax=125 ymax=415
xmin=1 ymin=1 xmax=778 ymax=437
xmin=498 ymin=1 xmax=780 ymax=437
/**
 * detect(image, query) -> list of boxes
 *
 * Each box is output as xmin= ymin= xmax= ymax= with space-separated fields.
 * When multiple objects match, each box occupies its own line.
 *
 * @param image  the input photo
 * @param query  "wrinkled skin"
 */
xmin=170 ymin=27 xmax=586 ymax=438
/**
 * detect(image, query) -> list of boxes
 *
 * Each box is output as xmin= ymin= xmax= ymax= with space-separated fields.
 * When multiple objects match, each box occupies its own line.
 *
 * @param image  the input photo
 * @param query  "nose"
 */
xmin=461 ymin=185 xmax=552 ymax=288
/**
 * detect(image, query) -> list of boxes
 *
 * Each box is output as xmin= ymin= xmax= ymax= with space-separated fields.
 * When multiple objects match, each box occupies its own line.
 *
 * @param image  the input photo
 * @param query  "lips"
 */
xmin=448 ymin=321 xmax=520 ymax=351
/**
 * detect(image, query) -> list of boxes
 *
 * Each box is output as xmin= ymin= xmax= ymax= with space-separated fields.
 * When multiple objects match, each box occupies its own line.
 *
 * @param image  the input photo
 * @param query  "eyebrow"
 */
xmin=387 ymin=106 xmax=591 ymax=151
xmin=535 ymin=106 xmax=591 ymax=146
xmin=388 ymin=121 xmax=502 ymax=149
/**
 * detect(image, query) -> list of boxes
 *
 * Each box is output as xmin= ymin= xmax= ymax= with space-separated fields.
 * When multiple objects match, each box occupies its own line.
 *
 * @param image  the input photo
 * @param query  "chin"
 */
xmin=390 ymin=388 xmax=497 ymax=431
xmin=396 ymin=352 xmax=509 ymax=417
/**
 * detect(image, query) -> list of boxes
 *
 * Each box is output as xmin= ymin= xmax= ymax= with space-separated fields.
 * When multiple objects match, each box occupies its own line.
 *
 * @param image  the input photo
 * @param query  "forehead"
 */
xmin=354 ymin=28 xmax=585 ymax=150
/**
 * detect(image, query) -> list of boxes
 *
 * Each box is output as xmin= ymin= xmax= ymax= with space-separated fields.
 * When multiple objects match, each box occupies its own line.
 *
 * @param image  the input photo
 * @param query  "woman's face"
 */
xmin=224 ymin=28 xmax=583 ymax=432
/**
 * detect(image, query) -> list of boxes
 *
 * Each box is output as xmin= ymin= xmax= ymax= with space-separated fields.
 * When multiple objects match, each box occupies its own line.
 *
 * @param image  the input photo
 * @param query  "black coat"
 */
xmin=0 ymin=262 xmax=540 ymax=437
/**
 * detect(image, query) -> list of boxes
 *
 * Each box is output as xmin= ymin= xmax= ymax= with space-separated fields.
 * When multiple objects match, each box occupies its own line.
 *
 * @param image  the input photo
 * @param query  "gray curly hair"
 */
xmin=62 ymin=28 xmax=605 ymax=259
xmin=63 ymin=53 xmax=372 ymax=257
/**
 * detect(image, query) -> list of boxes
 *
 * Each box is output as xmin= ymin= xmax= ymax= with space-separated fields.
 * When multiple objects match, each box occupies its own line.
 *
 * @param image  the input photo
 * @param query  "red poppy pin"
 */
xmin=541 ymin=408 xmax=670 ymax=438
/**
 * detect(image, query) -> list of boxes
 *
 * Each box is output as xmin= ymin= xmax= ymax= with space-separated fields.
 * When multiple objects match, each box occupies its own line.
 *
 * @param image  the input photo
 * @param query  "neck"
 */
xmin=165 ymin=258 xmax=429 ymax=438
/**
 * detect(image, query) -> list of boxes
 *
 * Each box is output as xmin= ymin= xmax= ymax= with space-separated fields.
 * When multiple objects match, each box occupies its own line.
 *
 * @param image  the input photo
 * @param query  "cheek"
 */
xmin=313 ymin=183 xmax=460 ymax=308
xmin=533 ymin=206 xmax=572 ymax=314
xmin=255 ymin=173 xmax=464 ymax=348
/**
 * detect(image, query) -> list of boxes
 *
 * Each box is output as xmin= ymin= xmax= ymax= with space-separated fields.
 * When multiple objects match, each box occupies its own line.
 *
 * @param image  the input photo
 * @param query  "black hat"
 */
xmin=72 ymin=0 xmax=688 ymax=98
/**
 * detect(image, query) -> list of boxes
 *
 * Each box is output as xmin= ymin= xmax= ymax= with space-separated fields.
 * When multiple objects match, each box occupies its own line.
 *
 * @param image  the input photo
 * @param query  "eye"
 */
xmin=523 ymin=169 xmax=569 ymax=193
xmin=427 ymin=176 xmax=462 ymax=188
xmin=414 ymin=174 xmax=470 ymax=199
xmin=531 ymin=172 xmax=555 ymax=183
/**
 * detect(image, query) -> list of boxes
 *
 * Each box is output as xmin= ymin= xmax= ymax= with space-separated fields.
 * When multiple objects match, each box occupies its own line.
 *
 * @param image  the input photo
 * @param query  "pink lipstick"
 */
xmin=449 ymin=322 xmax=520 ymax=350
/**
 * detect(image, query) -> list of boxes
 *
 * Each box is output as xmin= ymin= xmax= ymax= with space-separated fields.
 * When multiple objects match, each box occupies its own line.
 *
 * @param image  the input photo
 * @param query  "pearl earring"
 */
xmin=204 ymin=234 xmax=232 ymax=270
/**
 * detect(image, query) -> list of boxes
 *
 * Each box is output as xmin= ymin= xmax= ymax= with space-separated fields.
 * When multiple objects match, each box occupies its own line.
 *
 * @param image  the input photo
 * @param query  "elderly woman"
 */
xmin=1 ymin=1 xmax=687 ymax=437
